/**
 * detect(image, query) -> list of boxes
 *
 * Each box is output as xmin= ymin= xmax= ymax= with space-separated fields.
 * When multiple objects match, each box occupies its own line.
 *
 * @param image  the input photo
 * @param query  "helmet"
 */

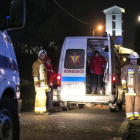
xmin=38 ymin=50 xmax=47 ymax=57
xmin=128 ymin=52 xmax=139 ymax=59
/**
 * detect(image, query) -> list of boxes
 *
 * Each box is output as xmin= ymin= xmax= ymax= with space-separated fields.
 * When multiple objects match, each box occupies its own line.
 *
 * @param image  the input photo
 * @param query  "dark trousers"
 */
xmin=46 ymin=87 xmax=54 ymax=111
xmin=91 ymin=73 xmax=103 ymax=91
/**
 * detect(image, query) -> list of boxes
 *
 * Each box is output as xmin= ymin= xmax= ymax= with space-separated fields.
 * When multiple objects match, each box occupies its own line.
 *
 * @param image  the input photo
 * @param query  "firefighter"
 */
xmin=32 ymin=50 xmax=49 ymax=115
xmin=121 ymin=52 xmax=140 ymax=120
xmin=44 ymin=57 xmax=56 ymax=113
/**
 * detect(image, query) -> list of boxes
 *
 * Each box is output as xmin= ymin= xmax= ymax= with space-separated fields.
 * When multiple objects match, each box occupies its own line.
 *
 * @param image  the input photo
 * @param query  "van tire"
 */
xmin=78 ymin=104 xmax=84 ymax=109
xmin=110 ymin=108 xmax=116 ymax=112
xmin=109 ymin=103 xmax=116 ymax=112
xmin=0 ymin=96 xmax=20 ymax=140
xmin=61 ymin=102 xmax=70 ymax=111
xmin=62 ymin=107 xmax=68 ymax=111
xmin=118 ymin=101 xmax=122 ymax=110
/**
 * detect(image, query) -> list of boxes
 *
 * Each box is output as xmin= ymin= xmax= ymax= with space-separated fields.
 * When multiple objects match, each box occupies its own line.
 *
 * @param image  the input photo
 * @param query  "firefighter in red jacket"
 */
xmin=89 ymin=50 xmax=106 ymax=94
xmin=44 ymin=57 xmax=56 ymax=113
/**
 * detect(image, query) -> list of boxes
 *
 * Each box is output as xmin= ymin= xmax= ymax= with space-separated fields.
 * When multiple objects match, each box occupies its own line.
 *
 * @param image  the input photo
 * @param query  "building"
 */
xmin=103 ymin=6 xmax=134 ymax=68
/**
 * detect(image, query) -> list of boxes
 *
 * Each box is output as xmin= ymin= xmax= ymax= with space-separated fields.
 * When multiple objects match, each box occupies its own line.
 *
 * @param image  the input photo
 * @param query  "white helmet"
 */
xmin=128 ymin=52 xmax=139 ymax=59
xmin=38 ymin=50 xmax=47 ymax=57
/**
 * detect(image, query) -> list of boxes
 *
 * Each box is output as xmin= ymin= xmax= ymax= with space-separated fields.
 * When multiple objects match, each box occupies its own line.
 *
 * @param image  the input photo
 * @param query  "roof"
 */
xmin=103 ymin=6 xmax=125 ymax=14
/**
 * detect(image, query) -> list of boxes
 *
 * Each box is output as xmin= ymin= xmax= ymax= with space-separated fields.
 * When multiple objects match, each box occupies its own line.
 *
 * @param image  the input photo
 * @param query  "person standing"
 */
xmin=32 ymin=50 xmax=49 ymax=114
xmin=44 ymin=57 xmax=56 ymax=113
xmin=121 ymin=52 xmax=140 ymax=120
xmin=89 ymin=50 xmax=106 ymax=94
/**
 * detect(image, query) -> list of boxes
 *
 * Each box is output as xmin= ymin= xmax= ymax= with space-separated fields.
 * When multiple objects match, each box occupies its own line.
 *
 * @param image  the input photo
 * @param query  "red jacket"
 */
xmin=89 ymin=55 xmax=106 ymax=75
xmin=44 ymin=64 xmax=56 ymax=87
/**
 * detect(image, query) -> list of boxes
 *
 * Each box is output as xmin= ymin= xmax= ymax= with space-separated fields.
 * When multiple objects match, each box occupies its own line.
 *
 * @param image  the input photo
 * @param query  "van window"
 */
xmin=64 ymin=49 xmax=85 ymax=69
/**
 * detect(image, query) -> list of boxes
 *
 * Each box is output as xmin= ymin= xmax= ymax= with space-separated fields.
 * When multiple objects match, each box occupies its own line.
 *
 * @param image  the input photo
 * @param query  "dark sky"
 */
xmin=53 ymin=0 xmax=140 ymax=49
xmin=1 ymin=0 xmax=140 ymax=50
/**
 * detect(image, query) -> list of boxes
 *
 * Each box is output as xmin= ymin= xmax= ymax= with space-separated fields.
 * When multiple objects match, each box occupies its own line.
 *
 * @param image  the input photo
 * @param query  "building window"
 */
xmin=112 ymin=15 xmax=116 ymax=20
xmin=64 ymin=49 xmax=85 ymax=69
xmin=112 ymin=21 xmax=115 ymax=29
xmin=112 ymin=30 xmax=115 ymax=36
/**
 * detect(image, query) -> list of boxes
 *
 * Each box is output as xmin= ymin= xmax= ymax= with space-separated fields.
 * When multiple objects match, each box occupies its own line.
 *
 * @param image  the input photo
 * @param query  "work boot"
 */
xmin=49 ymin=109 xmax=58 ymax=113
xmin=35 ymin=112 xmax=40 ymax=115
xmin=46 ymin=111 xmax=51 ymax=115
xmin=128 ymin=116 xmax=135 ymax=121
xmin=135 ymin=116 xmax=140 ymax=120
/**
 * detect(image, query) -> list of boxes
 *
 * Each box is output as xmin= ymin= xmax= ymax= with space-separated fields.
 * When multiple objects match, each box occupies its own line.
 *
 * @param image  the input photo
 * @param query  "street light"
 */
xmin=138 ymin=16 xmax=140 ymax=21
xmin=93 ymin=25 xmax=103 ymax=36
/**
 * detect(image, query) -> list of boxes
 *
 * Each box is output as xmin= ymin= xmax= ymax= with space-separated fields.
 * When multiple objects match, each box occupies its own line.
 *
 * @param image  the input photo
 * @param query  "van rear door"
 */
xmin=61 ymin=38 xmax=87 ymax=96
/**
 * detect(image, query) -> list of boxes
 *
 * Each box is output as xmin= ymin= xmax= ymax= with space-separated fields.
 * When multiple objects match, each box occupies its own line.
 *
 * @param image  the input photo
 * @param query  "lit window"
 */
xmin=123 ymin=58 xmax=126 ymax=61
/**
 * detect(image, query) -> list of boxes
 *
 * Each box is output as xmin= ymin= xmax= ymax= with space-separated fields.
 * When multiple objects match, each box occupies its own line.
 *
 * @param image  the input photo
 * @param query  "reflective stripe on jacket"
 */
xmin=32 ymin=58 xmax=47 ymax=86
xmin=121 ymin=63 xmax=140 ymax=96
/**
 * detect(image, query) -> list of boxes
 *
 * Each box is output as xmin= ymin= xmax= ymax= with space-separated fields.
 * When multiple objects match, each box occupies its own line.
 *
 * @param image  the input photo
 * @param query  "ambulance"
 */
xmin=56 ymin=34 xmax=123 ymax=112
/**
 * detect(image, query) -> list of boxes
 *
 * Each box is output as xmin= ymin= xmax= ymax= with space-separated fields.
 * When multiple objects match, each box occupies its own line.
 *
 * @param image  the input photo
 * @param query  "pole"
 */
xmin=93 ymin=30 xmax=95 ymax=36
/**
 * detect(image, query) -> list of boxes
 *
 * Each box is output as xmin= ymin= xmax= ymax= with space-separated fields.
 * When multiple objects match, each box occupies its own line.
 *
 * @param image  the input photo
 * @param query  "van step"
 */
xmin=86 ymin=94 xmax=106 ymax=96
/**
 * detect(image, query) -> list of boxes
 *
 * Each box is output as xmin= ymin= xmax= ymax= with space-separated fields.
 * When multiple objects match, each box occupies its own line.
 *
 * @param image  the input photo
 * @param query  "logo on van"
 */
xmin=69 ymin=53 xmax=81 ymax=65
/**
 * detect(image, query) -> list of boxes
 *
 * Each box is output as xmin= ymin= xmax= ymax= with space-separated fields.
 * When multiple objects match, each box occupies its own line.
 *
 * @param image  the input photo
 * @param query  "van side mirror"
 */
xmin=0 ymin=0 xmax=25 ymax=30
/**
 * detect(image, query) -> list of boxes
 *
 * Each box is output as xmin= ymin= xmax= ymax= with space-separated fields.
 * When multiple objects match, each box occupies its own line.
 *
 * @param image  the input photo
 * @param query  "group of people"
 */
xmin=32 ymin=48 xmax=140 ymax=121
xmin=32 ymin=50 xmax=56 ymax=115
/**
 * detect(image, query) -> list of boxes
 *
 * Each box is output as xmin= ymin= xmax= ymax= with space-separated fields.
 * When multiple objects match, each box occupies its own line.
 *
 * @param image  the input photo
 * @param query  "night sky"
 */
xmin=1 ymin=0 xmax=140 ymax=50
xmin=53 ymin=0 xmax=140 ymax=49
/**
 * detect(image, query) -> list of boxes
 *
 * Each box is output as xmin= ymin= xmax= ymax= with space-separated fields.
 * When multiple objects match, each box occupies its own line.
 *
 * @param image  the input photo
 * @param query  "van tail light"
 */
xmin=57 ymin=75 xmax=61 ymax=87
xmin=112 ymin=76 xmax=116 ymax=82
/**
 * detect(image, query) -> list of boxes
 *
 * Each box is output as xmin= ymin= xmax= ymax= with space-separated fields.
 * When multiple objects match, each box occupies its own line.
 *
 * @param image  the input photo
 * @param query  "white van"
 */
xmin=56 ymin=34 xmax=123 ymax=112
xmin=0 ymin=0 xmax=25 ymax=139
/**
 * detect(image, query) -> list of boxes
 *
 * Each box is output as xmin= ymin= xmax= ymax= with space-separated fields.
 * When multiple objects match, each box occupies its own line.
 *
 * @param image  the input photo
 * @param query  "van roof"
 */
xmin=64 ymin=36 xmax=108 ymax=40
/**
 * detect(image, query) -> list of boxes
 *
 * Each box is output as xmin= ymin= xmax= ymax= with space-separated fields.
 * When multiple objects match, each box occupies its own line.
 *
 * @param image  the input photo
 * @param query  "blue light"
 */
xmin=6 ymin=16 xmax=10 ymax=19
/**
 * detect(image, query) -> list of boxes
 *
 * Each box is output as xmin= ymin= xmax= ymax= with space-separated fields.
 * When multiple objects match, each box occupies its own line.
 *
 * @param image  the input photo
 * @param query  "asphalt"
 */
xmin=20 ymin=104 xmax=140 ymax=140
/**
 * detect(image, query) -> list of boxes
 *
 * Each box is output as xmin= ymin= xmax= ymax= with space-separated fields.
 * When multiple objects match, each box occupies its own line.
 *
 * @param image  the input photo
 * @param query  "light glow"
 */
xmin=57 ymin=75 xmax=61 ymax=80
xmin=138 ymin=16 xmax=140 ymax=21
xmin=112 ymin=76 xmax=116 ymax=82
xmin=123 ymin=58 xmax=126 ymax=61
xmin=98 ymin=26 xmax=102 ymax=30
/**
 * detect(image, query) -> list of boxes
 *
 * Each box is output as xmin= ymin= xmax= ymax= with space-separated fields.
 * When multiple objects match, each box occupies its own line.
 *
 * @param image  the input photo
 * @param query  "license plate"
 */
xmin=67 ymin=85 xmax=81 ymax=90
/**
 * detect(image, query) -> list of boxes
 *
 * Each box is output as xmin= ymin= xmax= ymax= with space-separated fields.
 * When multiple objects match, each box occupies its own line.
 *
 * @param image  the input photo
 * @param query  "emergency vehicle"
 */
xmin=0 ymin=0 xmax=25 ymax=139
xmin=56 ymin=34 xmax=123 ymax=112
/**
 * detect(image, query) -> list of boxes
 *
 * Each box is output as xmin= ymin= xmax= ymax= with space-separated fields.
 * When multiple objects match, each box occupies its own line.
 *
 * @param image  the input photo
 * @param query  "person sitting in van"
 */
xmin=89 ymin=50 xmax=106 ymax=94
xmin=44 ymin=57 xmax=56 ymax=113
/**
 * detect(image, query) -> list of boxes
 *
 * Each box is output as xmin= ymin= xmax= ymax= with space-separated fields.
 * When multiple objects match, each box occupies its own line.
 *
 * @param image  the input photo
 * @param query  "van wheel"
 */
xmin=61 ymin=102 xmax=70 ymax=111
xmin=78 ymin=104 xmax=84 ymax=109
xmin=109 ymin=103 xmax=116 ymax=112
xmin=0 ymin=96 xmax=20 ymax=140
xmin=110 ymin=108 xmax=116 ymax=112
